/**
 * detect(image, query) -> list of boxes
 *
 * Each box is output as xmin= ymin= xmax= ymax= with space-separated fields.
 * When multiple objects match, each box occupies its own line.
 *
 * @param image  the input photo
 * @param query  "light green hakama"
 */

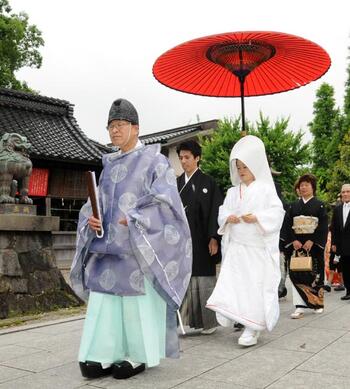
xmin=79 ymin=279 xmax=166 ymax=367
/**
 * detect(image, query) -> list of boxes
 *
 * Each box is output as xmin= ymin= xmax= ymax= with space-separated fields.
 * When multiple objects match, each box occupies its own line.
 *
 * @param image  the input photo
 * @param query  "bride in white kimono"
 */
xmin=206 ymin=135 xmax=284 ymax=346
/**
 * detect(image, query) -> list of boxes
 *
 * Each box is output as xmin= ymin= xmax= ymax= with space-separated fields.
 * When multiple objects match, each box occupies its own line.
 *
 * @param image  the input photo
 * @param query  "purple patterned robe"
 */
xmin=70 ymin=143 xmax=192 ymax=357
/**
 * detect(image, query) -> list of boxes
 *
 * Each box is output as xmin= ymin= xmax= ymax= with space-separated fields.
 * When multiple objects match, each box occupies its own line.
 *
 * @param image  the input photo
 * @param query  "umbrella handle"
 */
xmin=239 ymin=75 xmax=246 ymax=134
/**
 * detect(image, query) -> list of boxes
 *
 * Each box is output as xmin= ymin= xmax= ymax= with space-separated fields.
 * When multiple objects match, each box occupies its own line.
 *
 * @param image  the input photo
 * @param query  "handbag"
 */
xmin=290 ymin=250 xmax=313 ymax=272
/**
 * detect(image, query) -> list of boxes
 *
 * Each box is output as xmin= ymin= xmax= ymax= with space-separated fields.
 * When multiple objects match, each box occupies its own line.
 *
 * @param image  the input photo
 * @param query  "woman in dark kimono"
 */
xmin=177 ymin=141 xmax=223 ymax=334
xmin=284 ymin=174 xmax=328 ymax=318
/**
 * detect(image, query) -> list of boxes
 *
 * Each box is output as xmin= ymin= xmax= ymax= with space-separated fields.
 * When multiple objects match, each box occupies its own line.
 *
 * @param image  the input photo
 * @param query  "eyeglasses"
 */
xmin=107 ymin=121 xmax=131 ymax=131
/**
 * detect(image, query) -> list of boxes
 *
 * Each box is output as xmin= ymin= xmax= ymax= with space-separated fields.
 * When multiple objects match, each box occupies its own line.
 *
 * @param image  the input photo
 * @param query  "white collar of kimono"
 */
xmin=179 ymin=168 xmax=199 ymax=195
xmin=239 ymin=181 xmax=249 ymax=198
xmin=229 ymin=135 xmax=275 ymax=190
xmin=302 ymin=196 xmax=314 ymax=204
xmin=185 ymin=168 xmax=199 ymax=183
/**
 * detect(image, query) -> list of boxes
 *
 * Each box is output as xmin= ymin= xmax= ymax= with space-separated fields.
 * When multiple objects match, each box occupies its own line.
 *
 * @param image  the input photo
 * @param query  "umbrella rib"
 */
xmin=153 ymin=31 xmax=330 ymax=98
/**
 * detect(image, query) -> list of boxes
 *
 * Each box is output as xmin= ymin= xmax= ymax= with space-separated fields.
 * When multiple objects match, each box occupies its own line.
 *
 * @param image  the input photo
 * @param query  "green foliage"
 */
xmin=309 ymin=83 xmax=344 ymax=194
xmin=327 ymin=131 xmax=350 ymax=203
xmin=200 ymin=114 xmax=310 ymax=202
xmin=252 ymin=114 xmax=310 ymax=202
xmin=324 ymin=47 xmax=350 ymax=203
xmin=0 ymin=0 xmax=44 ymax=91
xmin=200 ymin=117 xmax=242 ymax=193
xmin=343 ymin=47 xmax=350 ymax=137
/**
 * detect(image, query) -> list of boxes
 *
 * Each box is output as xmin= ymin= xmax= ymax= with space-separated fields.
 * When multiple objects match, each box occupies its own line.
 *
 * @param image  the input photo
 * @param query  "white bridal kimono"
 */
xmin=206 ymin=136 xmax=285 ymax=332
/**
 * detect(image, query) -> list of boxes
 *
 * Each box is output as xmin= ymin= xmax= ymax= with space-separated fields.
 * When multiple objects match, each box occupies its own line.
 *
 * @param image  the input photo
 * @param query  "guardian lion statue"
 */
xmin=0 ymin=133 xmax=33 ymax=204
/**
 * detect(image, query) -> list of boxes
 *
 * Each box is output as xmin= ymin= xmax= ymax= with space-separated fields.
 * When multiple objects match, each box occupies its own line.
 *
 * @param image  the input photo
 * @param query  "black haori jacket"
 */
xmin=177 ymin=169 xmax=223 ymax=276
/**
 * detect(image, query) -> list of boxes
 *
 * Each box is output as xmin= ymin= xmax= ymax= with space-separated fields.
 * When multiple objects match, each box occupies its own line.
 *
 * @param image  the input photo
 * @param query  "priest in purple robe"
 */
xmin=70 ymin=99 xmax=192 ymax=380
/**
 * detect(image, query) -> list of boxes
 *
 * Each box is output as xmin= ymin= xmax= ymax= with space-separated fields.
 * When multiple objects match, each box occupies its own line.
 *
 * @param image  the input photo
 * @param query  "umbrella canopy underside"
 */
xmin=153 ymin=31 xmax=331 ymax=98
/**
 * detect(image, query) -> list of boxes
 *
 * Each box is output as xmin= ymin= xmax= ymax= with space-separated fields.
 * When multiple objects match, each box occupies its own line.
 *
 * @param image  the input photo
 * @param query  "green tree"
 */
xmin=252 ymin=115 xmax=310 ymax=201
xmin=326 ymin=46 xmax=350 ymax=202
xmin=200 ymin=117 xmax=242 ymax=193
xmin=0 ymin=0 xmax=44 ymax=91
xmin=327 ymin=131 xmax=350 ymax=202
xmin=200 ymin=114 xmax=310 ymax=201
xmin=309 ymin=83 xmax=343 ymax=193
xmin=343 ymin=47 xmax=350 ymax=135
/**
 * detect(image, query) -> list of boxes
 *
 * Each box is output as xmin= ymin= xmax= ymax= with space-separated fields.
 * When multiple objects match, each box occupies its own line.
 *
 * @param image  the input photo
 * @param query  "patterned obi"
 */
xmin=292 ymin=215 xmax=318 ymax=234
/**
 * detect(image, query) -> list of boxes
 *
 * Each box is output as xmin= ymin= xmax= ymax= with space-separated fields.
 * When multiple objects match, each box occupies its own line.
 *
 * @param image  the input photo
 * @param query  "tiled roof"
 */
xmin=0 ymin=88 xmax=106 ymax=163
xmin=89 ymin=138 xmax=112 ymax=154
xmin=139 ymin=120 xmax=218 ymax=145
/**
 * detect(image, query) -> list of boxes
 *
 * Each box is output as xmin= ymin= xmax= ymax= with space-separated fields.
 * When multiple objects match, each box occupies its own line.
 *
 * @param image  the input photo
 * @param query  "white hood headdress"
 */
xmin=229 ymin=135 xmax=275 ymax=190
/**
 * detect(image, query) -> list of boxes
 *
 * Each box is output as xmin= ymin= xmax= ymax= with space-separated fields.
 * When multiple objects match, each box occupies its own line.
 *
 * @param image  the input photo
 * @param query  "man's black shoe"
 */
xmin=279 ymin=287 xmax=288 ymax=298
xmin=233 ymin=322 xmax=244 ymax=331
xmin=340 ymin=294 xmax=350 ymax=301
xmin=112 ymin=361 xmax=146 ymax=379
xmin=324 ymin=285 xmax=331 ymax=293
xmin=79 ymin=361 xmax=112 ymax=378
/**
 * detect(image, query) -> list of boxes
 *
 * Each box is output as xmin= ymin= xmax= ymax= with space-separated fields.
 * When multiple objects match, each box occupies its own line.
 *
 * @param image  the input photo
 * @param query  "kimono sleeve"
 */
xmin=126 ymin=156 xmax=192 ymax=310
xmin=312 ymin=201 xmax=328 ymax=248
xmin=279 ymin=204 xmax=290 ymax=248
xmin=283 ymin=201 xmax=298 ymax=245
xmin=69 ymin=199 xmax=95 ymax=301
xmin=70 ymin=173 xmax=106 ymax=300
xmin=217 ymin=187 xmax=237 ymax=235
xmin=207 ymin=178 xmax=224 ymax=240
xmin=255 ymin=186 xmax=285 ymax=236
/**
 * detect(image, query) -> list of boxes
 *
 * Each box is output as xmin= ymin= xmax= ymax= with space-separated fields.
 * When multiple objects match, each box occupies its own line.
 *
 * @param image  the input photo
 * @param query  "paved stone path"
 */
xmin=0 ymin=284 xmax=350 ymax=388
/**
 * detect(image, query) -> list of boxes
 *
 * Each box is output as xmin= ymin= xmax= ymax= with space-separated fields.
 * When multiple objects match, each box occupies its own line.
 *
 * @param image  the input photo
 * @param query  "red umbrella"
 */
xmin=153 ymin=31 xmax=331 ymax=132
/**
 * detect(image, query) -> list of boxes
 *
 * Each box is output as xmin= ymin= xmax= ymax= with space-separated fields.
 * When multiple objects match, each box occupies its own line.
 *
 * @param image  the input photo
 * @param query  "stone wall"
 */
xmin=0 ymin=214 xmax=83 ymax=319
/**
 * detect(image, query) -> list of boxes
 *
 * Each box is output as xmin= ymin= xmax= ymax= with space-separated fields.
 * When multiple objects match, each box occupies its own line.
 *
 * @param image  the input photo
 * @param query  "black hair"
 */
xmin=296 ymin=173 xmax=317 ymax=195
xmin=176 ymin=140 xmax=202 ymax=158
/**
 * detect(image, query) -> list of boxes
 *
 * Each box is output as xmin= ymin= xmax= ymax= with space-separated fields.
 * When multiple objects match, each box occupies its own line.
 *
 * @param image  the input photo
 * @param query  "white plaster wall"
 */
xmin=168 ymin=146 xmax=183 ymax=177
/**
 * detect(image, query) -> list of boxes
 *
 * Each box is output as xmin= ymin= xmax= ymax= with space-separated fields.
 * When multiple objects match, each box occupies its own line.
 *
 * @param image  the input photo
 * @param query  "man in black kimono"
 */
xmin=177 ymin=140 xmax=223 ymax=334
xmin=331 ymin=184 xmax=350 ymax=300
